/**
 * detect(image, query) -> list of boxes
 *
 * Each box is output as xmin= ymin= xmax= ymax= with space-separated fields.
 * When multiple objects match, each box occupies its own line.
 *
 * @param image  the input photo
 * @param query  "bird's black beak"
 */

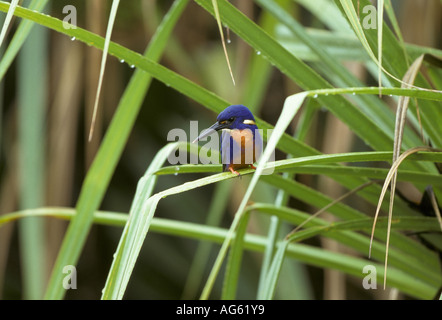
xmin=192 ymin=121 xmax=229 ymax=143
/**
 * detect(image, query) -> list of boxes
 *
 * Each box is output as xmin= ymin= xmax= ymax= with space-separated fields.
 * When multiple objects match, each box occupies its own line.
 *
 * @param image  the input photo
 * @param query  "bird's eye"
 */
xmin=228 ymin=117 xmax=235 ymax=122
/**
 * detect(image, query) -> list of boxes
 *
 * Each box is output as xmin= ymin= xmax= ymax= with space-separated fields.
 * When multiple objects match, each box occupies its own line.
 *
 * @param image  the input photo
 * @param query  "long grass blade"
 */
xmin=383 ymin=0 xmax=409 ymax=67
xmin=211 ymin=0 xmax=235 ymax=85
xmin=2 ymin=208 xmax=441 ymax=243
xmin=382 ymin=54 xmax=426 ymax=290
xmin=260 ymin=240 xmax=289 ymax=300
xmin=160 ymin=164 xmax=442 ymax=186
xmin=0 ymin=0 xmax=48 ymax=81
xmin=427 ymin=187 xmax=442 ymax=232
xmin=88 ymin=0 xmax=120 ymax=141
xmin=181 ymin=180 xmax=232 ymax=299
xmin=17 ymin=4 xmax=48 ymax=298
xmin=0 ymin=0 xmax=18 ymax=49
xmin=369 ymin=146 xmax=437 ymax=289
xmin=394 ymin=55 xmax=425 ymax=160
xmin=222 ymin=212 xmax=250 ymax=299
xmin=102 ymin=142 xmax=185 ymax=299
xmin=377 ymin=0 xmax=384 ymax=96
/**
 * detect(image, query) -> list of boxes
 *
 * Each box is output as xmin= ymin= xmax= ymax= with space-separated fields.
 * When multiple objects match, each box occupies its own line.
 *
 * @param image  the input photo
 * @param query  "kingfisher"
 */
xmin=193 ymin=105 xmax=262 ymax=176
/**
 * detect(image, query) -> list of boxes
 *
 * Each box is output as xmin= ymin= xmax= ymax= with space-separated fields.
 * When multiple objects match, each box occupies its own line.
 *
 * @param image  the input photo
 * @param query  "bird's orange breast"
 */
xmin=229 ymin=128 xmax=255 ymax=151
xmin=223 ymin=129 xmax=260 ymax=171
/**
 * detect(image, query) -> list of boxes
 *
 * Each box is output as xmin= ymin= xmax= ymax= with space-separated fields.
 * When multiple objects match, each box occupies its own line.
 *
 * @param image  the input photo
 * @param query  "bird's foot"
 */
xmin=229 ymin=167 xmax=241 ymax=176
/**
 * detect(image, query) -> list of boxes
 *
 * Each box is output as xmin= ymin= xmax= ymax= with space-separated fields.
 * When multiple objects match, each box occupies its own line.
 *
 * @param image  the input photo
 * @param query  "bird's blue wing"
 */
xmin=220 ymin=130 xmax=241 ymax=172
xmin=254 ymin=128 xmax=263 ymax=162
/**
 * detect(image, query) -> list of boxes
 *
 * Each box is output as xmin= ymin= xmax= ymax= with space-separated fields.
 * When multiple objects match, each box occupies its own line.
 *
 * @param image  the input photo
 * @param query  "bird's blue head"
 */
xmin=193 ymin=105 xmax=258 ymax=142
xmin=216 ymin=105 xmax=257 ymax=131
